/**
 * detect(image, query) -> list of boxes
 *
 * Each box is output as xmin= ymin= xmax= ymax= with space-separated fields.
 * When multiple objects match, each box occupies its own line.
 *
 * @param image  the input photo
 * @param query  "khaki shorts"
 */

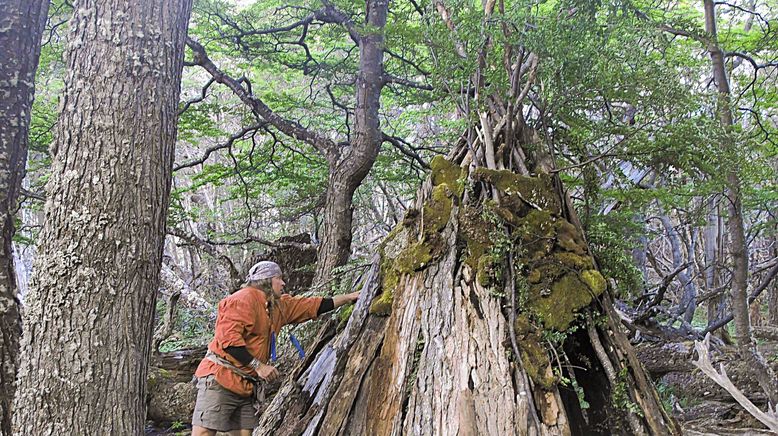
xmin=191 ymin=375 xmax=259 ymax=431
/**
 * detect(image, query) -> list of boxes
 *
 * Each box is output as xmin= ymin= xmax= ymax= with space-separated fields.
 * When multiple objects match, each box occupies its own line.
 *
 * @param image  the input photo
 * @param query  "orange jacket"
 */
xmin=194 ymin=287 xmax=323 ymax=396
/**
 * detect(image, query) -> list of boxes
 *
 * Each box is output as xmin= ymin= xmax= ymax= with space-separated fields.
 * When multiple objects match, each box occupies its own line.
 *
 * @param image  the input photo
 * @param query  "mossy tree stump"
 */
xmin=254 ymin=130 xmax=678 ymax=435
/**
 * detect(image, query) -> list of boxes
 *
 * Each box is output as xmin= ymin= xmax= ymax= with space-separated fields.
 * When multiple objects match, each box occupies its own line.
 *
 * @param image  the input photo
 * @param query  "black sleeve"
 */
xmin=317 ymin=297 xmax=334 ymax=315
xmin=224 ymin=346 xmax=253 ymax=366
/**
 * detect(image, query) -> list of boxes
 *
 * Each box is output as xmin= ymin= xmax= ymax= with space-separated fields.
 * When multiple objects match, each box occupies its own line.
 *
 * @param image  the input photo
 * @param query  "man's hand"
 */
xmin=333 ymin=291 xmax=360 ymax=308
xmin=345 ymin=291 xmax=360 ymax=303
xmin=255 ymin=363 xmax=280 ymax=382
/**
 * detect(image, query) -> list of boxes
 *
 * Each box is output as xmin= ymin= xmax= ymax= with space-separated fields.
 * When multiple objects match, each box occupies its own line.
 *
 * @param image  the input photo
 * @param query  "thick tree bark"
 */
xmin=11 ymin=1 xmax=192 ymax=434
xmin=0 ymin=1 xmax=49 ymax=434
xmin=703 ymin=0 xmax=778 ymax=407
xmin=312 ymin=0 xmax=388 ymax=288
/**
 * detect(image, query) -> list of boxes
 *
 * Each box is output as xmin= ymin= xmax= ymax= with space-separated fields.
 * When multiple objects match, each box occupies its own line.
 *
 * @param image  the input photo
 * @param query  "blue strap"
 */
xmin=290 ymin=334 xmax=305 ymax=359
xmin=270 ymin=331 xmax=277 ymax=362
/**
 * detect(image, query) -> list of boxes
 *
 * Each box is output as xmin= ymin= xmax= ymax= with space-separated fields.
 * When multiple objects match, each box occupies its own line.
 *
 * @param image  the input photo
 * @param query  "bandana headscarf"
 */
xmin=246 ymin=261 xmax=282 ymax=282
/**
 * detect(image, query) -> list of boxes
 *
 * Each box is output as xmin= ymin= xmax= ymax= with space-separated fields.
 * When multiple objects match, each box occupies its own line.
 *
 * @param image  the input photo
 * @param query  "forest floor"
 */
xmin=144 ymin=339 xmax=778 ymax=435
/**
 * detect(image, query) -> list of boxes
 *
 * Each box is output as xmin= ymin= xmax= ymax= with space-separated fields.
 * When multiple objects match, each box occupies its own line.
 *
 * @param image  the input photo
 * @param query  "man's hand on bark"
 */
xmin=256 ymin=363 xmax=280 ymax=382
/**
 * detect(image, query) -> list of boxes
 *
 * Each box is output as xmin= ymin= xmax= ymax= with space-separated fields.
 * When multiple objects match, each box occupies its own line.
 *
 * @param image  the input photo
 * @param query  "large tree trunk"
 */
xmin=703 ymin=0 xmax=778 ymax=407
xmin=255 ymin=121 xmax=678 ymax=434
xmin=312 ymin=0 xmax=387 ymax=288
xmin=11 ymin=1 xmax=192 ymax=434
xmin=0 ymin=1 xmax=49 ymax=434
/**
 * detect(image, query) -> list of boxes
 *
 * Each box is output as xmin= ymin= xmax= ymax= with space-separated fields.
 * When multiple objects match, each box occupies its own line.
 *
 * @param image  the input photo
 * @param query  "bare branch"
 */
xmin=725 ymin=51 xmax=778 ymax=70
xmin=319 ymin=0 xmax=360 ymax=44
xmin=186 ymin=37 xmax=336 ymax=156
xmin=384 ymin=48 xmax=431 ymax=77
xmin=434 ymin=0 xmax=468 ymax=59
xmin=167 ymin=227 xmax=242 ymax=286
xmin=174 ymin=123 xmax=266 ymax=171
xmin=634 ymin=261 xmax=694 ymax=323
xmin=714 ymin=1 xmax=772 ymax=32
xmin=382 ymin=133 xmax=431 ymax=169
xmin=178 ymin=77 xmax=216 ymax=115
xmin=382 ymin=73 xmax=433 ymax=90
xmin=703 ymin=262 xmax=778 ymax=334
xmin=19 ymin=188 xmax=45 ymax=202
xmin=692 ymin=334 xmax=778 ymax=433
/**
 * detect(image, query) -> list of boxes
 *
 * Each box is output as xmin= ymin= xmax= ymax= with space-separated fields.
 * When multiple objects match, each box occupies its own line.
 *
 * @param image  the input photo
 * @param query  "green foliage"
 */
xmin=612 ymin=367 xmax=644 ymax=417
xmin=169 ymin=421 xmax=186 ymax=431
xmin=156 ymin=299 xmax=215 ymax=352
xmin=559 ymin=370 xmax=590 ymax=411
xmin=586 ymin=213 xmax=645 ymax=298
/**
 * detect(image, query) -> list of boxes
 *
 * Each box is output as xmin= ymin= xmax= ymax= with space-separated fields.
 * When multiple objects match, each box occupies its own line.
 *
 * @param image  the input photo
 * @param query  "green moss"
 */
xmin=370 ymin=224 xmax=408 ymax=317
xmin=370 ymin=172 xmax=458 ymax=316
xmin=460 ymin=207 xmax=491 ymax=271
xmin=556 ymin=220 xmax=587 ymax=255
xmin=512 ymin=315 xmax=555 ymax=388
xmin=581 ymin=269 xmax=607 ymax=295
xmin=514 ymin=314 xmax=532 ymax=337
xmin=422 ymin=184 xmax=454 ymax=235
xmin=530 ymin=272 xmax=596 ymax=331
xmin=377 ymin=221 xmax=408 ymax=255
xmin=370 ymin=288 xmax=394 ymax=316
xmin=517 ymin=210 xmax=557 ymax=260
xmin=527 ymin=268 xmax=542 ymax=284
xmin=519 ymin=340 xmax=557 ymax=389
xmin=430 ymin=155 xmax=465 ymax=195
xmin=476 ymin=255 xmax=497 ymax=287
xmin=338 ymin=304 xmax=355 ymax=327
xmin=472 ymin=168 xmax=561 ymax=215
xmin=395 ymin=242 xmax=434 ymax=274
xmin=554 ymin=252 xmax=594 ymax=269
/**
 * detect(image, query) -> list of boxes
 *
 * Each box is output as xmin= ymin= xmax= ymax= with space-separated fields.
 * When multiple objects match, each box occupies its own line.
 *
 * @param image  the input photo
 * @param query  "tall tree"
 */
xmin=703 ymin=0 xmax=778 ymax=406
xmin=11 ymin=0 xmax=193 ymax=433
xmin=0 ymin=1 xmax=50 ymax=434
xmin=184 ymin=0 xmax=432 ymax=290
xmin=313 ymin=0 xmax=388 ymax=286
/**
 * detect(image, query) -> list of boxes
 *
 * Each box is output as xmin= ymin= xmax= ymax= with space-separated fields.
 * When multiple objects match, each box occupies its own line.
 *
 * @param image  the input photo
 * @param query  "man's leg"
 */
xmin=192 ymin=425 xmax=216 ymax=436
xmin=192 ymin=376 xmax=238 ymax=434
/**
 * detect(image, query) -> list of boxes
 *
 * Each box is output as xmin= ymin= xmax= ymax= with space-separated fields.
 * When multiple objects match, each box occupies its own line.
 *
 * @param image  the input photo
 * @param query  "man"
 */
xmin=191 ymin=261 xmax=359 ymax=436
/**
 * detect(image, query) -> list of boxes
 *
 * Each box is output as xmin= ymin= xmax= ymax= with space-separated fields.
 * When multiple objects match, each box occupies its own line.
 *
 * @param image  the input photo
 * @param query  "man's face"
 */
xmin=271 ymin=275 xmax=286 ymax=296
